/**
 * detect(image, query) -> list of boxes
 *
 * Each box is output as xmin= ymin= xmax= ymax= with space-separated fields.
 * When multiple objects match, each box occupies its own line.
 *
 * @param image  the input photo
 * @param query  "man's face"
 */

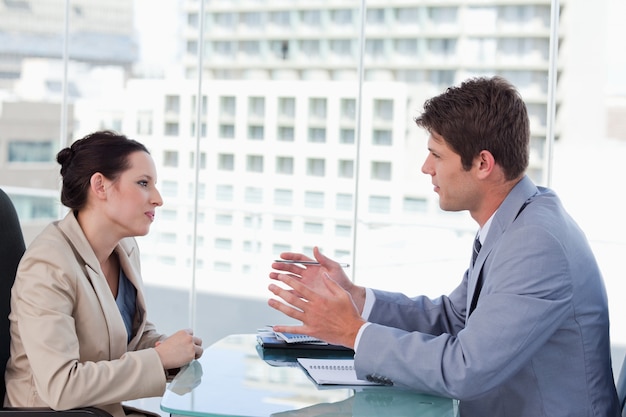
xmin=421 ymin=132 xmax=480 ymax=212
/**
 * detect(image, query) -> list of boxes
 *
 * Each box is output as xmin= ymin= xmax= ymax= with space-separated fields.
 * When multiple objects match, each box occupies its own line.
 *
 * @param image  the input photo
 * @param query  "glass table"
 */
xmin=160 ymin=334 xmax=458 ymax=417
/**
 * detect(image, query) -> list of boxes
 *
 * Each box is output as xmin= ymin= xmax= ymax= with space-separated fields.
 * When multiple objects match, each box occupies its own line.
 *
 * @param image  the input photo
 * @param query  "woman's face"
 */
xmin=103 ymin=151 xmax=163 ymax=237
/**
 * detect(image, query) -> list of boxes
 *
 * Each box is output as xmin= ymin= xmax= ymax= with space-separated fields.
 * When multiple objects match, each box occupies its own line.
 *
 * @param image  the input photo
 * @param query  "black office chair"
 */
xmin=0 ymin=188 xmax=112 ymax=416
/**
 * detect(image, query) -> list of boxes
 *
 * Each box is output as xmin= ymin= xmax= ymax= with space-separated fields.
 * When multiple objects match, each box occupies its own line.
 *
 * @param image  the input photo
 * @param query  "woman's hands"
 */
xmin=154 ymin=329 xmax=203 ymax=370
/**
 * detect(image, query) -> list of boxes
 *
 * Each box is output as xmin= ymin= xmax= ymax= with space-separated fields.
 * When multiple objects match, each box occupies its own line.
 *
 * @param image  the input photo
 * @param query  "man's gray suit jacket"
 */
xmin=354 ymin=176 xmax=620 ymax=416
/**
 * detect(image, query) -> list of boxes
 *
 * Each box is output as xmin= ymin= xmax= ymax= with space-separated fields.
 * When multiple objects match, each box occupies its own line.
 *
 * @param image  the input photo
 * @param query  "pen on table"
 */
xmin=274 ymin=259 xmax=350 ymax=268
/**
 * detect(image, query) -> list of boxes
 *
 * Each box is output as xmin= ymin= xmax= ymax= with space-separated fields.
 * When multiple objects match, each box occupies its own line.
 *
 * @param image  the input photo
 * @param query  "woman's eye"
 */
xmin=138 ymin=181 xmax=148 ymax=187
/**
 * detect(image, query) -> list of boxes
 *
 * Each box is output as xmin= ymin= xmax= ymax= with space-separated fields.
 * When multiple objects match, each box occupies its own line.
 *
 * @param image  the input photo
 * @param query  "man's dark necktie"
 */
xmin=469 ymin=235 xmax=482 ymax=315
xmin=472 ymin=235 xmax=482 ymax=266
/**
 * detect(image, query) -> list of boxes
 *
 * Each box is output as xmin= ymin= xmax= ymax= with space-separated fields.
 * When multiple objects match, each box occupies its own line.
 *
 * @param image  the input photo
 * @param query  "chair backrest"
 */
xmin=0 ymin=189 xmax=26 ymax=399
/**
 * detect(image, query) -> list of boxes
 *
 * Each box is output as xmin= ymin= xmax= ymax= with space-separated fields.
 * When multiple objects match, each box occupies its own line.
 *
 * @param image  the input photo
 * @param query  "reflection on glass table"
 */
xmin=160 ymin=334 xmax=458 ymax=417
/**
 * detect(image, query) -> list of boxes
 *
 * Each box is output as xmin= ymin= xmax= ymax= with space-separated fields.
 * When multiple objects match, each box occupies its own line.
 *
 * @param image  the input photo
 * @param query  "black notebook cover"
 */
xmin=257 ymin=334 xmax=354 ymax=352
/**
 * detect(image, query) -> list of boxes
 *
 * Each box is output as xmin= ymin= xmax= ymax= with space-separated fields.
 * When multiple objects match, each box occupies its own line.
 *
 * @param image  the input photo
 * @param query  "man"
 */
xmin=268 ymin=76 xmax=620 ymax=416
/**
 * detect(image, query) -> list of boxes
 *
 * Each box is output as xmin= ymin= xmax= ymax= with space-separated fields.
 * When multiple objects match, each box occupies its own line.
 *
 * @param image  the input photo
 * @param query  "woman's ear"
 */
xmin=90 ymin=173 xmax=107 ymax=199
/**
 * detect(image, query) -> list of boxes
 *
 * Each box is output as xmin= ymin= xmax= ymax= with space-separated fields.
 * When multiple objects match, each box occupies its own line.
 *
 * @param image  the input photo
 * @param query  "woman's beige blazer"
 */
xmin=4 ymin=212 xmax=168 ymax=417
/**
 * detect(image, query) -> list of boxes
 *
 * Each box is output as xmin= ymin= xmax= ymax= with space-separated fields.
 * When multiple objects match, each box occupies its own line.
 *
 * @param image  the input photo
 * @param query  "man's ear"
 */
xmin=90 ymin=173 xmax=107 ymax=199
xmin=475 ymin=150 xmax=496 ymax=179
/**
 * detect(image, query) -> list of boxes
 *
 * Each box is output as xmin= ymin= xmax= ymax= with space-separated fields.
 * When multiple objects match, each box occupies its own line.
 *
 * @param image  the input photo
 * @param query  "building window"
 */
xmin=331 ymin=9 xmax=353 ymax=26
xmin=278 ymin=97 xmax=295 ymax=118
xmin=300 ymin=10 xmax=321 ymax=27
xmin=341 ymin=98 xmax=356 ymax=120
xmin=309 ymin=98 xmax=327 ymax=119
xmin=371 ymin=161 xmax=392 ymax=180
xmin=274 ymin=189 xmax=293 ymax=205
xmin=164 ymin=122 xmax=179 ymax=136
xmin=218 ymin=153 xmax=235 ymax=171
xmin=216 ymin=184 xmax=234 ymax=201
xmin=220 ymin=96 xmax=236 ymax=116
xmin=403 ymin=197 xmax=428 ymax=213
xmin=304 ymin=222 xmax=323 ymax=234
xmin=277 ymin=126 xmax=295 ymax=141
xmin=269 ymin=11 xmax=291 ymax=28
xmin=189 ymin=152 xmax=207 ymax=169
xmin=307 ymin=158 xmax=325 ymax=177
xmin=215 ymin=238 xmax=233 ymax=250
xmin=369 ymin=195 xmax=391 ymax=214
xmin=187 ymin=183 xmax=206 ymax=199
xmin=215 ymin=213 xmax=233 ymax=225
xmin=308 ymin=127 xmax=326 ymax=143
xmin=7 ymin=141 xmax=54 ymax=162
xmin=248 ymin=125 xmax=265 ymax=140
xmin=246 ymin=155 xmax=264 ymax=172
xmin=161 ymin=209 xmax=177 ymax=221
xmin=336 ymin=193 xmax=353 ymax=211
xmin=219 ymin=124 xmax=235 ymax=139
xmin=165 ymin=95 xmax=180 ymax=113
xmin=374 ymin=99 xmax=394 ymax=121
xmin=245 ymin=187 xmax=263 ymax=204
xmin=335 ymin=224 xmax=351 ymax=237
xmin=273 ymin=219 xmax=292 ymax=231
xmin=367 ymin=8 xmax=386 ymax=25
xmin=338 ymin=160 xmax=354 ymax=178
xmin=372 ymin=129 xmax=392 ymax=145
xmin=249 ymin=96 xmax=265 ymax=118
xmin=276 ymin=156 xmax=294 ymax=174
xmin=273 ymin=243 xmax=292 ymax=254
xmin=304 ymin=191 xmax=324 ymax=209
xmin=340 ymin=128 xmax=355 ymax=144
xmin=161 ymin=180 xmax=178 ymax=198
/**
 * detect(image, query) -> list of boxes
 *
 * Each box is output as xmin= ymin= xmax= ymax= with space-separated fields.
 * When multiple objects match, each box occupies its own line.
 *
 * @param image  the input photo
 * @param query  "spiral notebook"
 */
xmin=297 ymin=358 xmax=382 ymax=386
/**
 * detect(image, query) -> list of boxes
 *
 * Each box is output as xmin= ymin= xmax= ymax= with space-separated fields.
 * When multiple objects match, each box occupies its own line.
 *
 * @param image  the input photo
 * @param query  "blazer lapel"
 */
xmin=57 ymin=212 xmax=128 ymax=358
xmin=466 ymin=176 xmax=540 ymax=316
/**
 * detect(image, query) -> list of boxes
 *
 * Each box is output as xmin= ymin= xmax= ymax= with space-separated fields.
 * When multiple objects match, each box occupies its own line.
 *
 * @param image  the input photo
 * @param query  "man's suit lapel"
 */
xmin=466 ymin=176 xmax=540 ymax=317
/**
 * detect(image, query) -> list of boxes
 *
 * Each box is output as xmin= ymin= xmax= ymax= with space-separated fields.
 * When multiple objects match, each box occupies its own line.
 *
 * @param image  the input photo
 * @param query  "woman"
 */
xmin=4 ymin=131 xmax=203 ymax=417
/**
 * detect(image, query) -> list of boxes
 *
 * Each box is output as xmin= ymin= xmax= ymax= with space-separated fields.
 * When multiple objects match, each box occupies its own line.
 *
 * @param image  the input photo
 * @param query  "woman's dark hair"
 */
xmin=56 ymin=130 xmax=149 ymax=210
xmin=415 ymin=76 xmax=530 ymax=181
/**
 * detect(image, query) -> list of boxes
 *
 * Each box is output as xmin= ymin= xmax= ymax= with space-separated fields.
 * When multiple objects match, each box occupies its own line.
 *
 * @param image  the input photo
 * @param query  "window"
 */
xmin=304 ymin=191 xmax=324 ymax=209
xmin=244 ymin=187 xmax=263 ymax=204
xmin=335 ymin=224 xmax=351 ymax=237
xmin=341 ymin=98 xmax=356 ymax=120
xmin=163 ymin=151 xmax=178 ymax=167
xmin=165 ymin=95 xmax=180 ymax=113
xmin=8 ymin=141 xmax=54 ymax=162
xmin=218 ymin=153 xmax=235 ymax=171
xmin=374 ymin=99 xmax=394 ymax=121
xmin=372 ymin=129 xmax=392 ymax=145
xmin=161 ymin=181 xmax=178 ymax=198
xmin=278 ymin=97 xmax=295 ymax=118
xmin=248 ymin=125 xmax=264 ymax=140
xmin=368 ymin=195 xmax=391 ymax=214
xmin=220 ymin=96 xmax=236 ymax=116
xmin=274 ymin=189 xmax=293 ymax=205
xmin=371 ymin=161 xmax=392 ymax=180
xmin=308 ymin=127 xmax=326 ymax=143
xmin=338 ymin=160 xmax=354 ymax=178
xmin=404 ymin=197 xmax=428 ymax=213
xmin=276 ymin=156 xmax=294 ymax=174
xmin=307 ymin=158 xmax=325 ymax=177
xmin=304 ymin=222 xmax=323 ymax=234
xmin=216 ymin=185 xmax=234 ymax=201
xmin=249 ymin=97 xmax=265 ymax=118
xmin=219 ymin=124 xmax=235 ymax=139
xmin=246 ymin=155 xmax=264 ymax=172
xmin=340 ymin=128 xmax=355 ymax=144
xmin=215 ymin=238 xmax=233 ymax=250
xmin=336 ymin=193 xmax=353 ymax=211
xmin=277 ymin=126 xmax=295 ymax=141
xmin=309 ymin=98 xmax=327 ymax=119
xmin=273 ymin=219 xmax=292 ymax=231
